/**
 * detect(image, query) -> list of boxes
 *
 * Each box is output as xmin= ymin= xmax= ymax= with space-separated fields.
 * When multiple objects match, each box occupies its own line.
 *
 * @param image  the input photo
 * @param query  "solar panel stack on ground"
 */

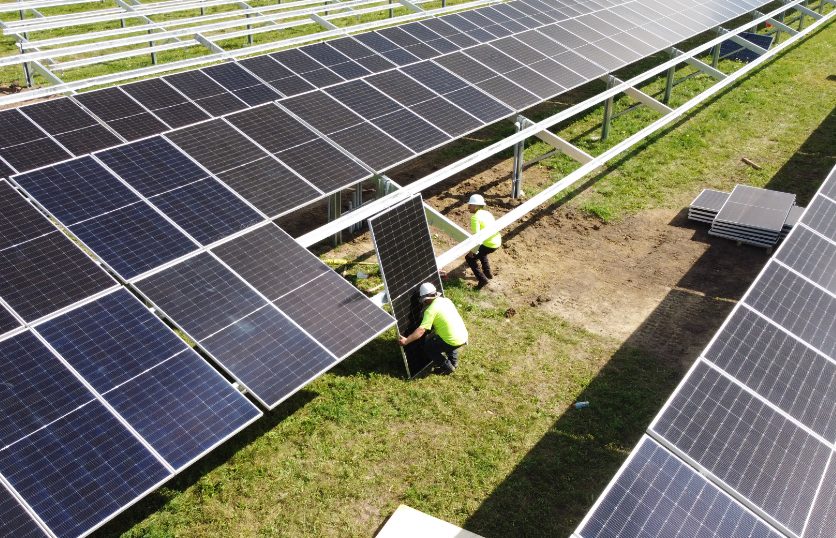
xmin=575 ymin=164 xmax=836 ymax=538
xmin=0 ymin=0 xmax=780 ymax=192
xmin=369 ymin=194 xmax=443 ymax=377
xmin=688 ymin=188 xmax=729 ymax=224
xmin=709 ymin=185 xmax=796 ymax=247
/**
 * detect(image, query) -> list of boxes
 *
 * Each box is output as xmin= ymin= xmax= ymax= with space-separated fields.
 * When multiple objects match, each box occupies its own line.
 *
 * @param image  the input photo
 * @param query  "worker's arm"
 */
xmin=398 ymin=327 xmax=426 ymax=346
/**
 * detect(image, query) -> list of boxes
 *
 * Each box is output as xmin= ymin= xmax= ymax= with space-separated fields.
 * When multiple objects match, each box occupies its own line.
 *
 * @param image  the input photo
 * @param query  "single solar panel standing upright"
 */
xmin=369 ymin=194 xmax=443 ymax=377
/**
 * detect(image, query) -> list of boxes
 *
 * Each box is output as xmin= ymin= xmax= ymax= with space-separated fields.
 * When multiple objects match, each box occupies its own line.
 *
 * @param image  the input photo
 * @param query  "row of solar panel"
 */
xmin=0 ymin=182 xmax=394 ymax=538
xmin=576 ymin=167 xmax=836 ymax=538
xmin=0 ymin=0 xmax=769 ymax=184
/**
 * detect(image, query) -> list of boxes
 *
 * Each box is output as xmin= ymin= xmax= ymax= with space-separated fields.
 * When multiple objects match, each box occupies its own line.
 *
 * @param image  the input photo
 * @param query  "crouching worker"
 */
xmin=398 ymin=282 xmax=468 ymax=375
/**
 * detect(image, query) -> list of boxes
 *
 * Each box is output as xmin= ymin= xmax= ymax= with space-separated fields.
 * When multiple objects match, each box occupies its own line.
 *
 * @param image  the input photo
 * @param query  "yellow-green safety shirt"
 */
xmin=471 ymin=209 xmax=501 ymax=249
xmin=419 ymin=297 xmax=468 ymax=347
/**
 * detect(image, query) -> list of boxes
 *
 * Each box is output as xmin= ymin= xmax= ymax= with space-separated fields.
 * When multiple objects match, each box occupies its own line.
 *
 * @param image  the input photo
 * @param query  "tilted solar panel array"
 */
xmin=0 ymin=179 xmax=263 ymax=538
xmin=575 ymin=165 xmax=836 ymax=538
xmin=369 ymin=194 xmax=444 ymax=377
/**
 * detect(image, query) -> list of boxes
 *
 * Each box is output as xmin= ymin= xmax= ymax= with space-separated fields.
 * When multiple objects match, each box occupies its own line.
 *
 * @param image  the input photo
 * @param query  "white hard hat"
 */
xmin=468 ymin=194 xmax=486 ymax=206
xmin=418 ymin=282 xmax=437 ymax=298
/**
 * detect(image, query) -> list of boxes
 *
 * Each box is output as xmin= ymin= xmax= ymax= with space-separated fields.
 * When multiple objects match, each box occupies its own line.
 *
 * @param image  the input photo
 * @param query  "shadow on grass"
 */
xmin=462 ymin=213 xmax=770 ymax=537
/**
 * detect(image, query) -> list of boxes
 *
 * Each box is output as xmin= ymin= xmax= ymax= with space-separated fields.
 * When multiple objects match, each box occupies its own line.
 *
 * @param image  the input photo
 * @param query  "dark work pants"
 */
xmin=426 ymin=333 xmax=463 ymax=372
xmin=466 ymin=245 xmax=498 ymax=284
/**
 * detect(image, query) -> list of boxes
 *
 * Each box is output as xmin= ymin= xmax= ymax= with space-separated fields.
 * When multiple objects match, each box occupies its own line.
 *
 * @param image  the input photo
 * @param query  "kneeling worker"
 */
xmin=398 ymin=282 xmax=468 ymax=375
xmin=465 ymin=194 xmax=501 ymax=290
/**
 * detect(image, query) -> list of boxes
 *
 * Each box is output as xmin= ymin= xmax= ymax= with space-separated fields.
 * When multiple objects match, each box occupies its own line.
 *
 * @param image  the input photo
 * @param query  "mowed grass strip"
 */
xmin=96 ymin=22 xmax=836 ymax=538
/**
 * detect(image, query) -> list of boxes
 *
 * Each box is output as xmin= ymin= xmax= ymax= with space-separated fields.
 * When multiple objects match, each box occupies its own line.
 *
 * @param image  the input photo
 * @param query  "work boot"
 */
xmin=475 ymin=279 xmax=489 ymax=291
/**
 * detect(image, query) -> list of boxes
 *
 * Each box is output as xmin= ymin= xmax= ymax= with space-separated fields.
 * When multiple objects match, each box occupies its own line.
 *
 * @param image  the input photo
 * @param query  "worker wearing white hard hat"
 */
xmin=465 ymin=193 xmax=501 ymax=290
xmin=398 ymin=282 xmax=468 ymax=375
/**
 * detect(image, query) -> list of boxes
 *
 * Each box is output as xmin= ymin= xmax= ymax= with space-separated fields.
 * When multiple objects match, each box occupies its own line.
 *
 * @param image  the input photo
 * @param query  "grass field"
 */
xmin=76 ymin=16 xmax=836 ymax=538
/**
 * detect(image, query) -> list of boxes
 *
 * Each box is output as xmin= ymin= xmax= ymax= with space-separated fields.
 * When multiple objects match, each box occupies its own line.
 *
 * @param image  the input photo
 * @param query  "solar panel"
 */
xmin=202 ymin=62 xmax=281 ymax=106
xmin=704 ymin=306 xmax=836 ymax=440
xmin=122 ymin=78 xmax=211 ymax=128
xmin=21 ymin=98 xmax=122 ymax=156
xmin=368 ymin=194 xmax=441 ymax=377
xmin=0 ymin=481 xmax=45 ymax=538
xmin=165 ymin=119 xmax=268 ymax=175
xmin=0 ymin=109 xmax=72 ymax=172
xmin=0 ymin=331 xmax=171 ymax=538
xmin=280 ymin=91 xmax=364 ymax=135
xmin=134 ymin=252 xmax=265 ymax=341
xmin=270 ymin=49 xmax=345 ymax=88
xmin=743 ymin=262 xmax=836 ymax=357
xmin=0 ymin=180 xmax=56 ymax=249
xmin=239 ymin=55 xmax=316 ymax=97
xmin=36 ymin=289 xmax=261 ymax=470
xmin=410 ymin=97 xmax=483 ymax=137
xmin=327 ymin=122 xmax=414 ymax=170
xmin=800 ymin=196 xmax=836 ymax=240
xmin=325 ymin=79 xmax=405 ymax=119
xmin=576 ymin=436 xmax=783 ymax=538
xmin=69 ymin=202 xmax=198 ymax=279
xmin=164 ymin=70 xmax=248 ymax=116
xmin=775 ymin=226 xmax=836 ymax=293
xmin=371 ymin=109 xmax=451 ymax=153
xmin=0 ymin=231 xmax=116 ymax=323
xmin=226 ymin=104 xmax=319 ymax=154
xmin=145 ymin=178 xmax=263 ymax=245
xmin=275 ymin=138 xmax=370 ymax=194
xmin=211 ymin=223 xmax=331 ymax=302
xmin=214 ymin=155 xmax=323 ymax=216
xmin=0 ymin=304 xmax=19 ymax=337
xmin=805 ymin=460 xmax=836 ymax=538
xmin=273 ymin=270 xmax=395 ymax=359
xmin=96 ymin=136 xmax=210 ymax=197
xmin=74 ymin=87 xmax=169 ymax=140
xmin=367 ymin=69 xmax=439 ymax=106
xmin=650 ymin=360 xmax=829 ymax=536
xmin=201 ymin=305 xmax=337 ymax=408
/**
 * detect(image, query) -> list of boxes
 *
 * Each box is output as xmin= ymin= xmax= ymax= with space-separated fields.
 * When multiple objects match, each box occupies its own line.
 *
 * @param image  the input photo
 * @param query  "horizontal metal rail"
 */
xmin=296 ymin=0 xmax=821 ymax=247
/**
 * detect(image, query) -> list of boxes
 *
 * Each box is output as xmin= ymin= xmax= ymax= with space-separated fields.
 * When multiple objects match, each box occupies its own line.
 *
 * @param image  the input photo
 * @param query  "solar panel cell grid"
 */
xmin=0 ymin=180 xmax=55 ymax=249
xmin=327 ymin=122 xmax=413 ymax=170
xmin=147 ymin=178 xmax=262 ymax=245
xmin=226 ymin=104 xmax=319 ymax=153
xmin=577 ymin=436 xmax=784 ymax=538
xmin=0 ymin=109 xmax=48 ymax=147
xmin=21 ymin=97 xmax=98 ymax=134
xmin=804 ymin=459 xmax=836 ymax=538
xmin=371 ymin=109 xmax=450 ymax=154
xmin=14 ymin=156 xmax=138 ymax=225
xmin=280 ymin=91 xmax=363 ymax=134
xmin=0 ymin=135 xmax=71 ymax=173
xmin=273 ymin=270 xmax=395 ymax=359
xmin=97 ymin=136 xmax=209 ymax=197
xmin=164 ymin=70 xmax=247 ymax=116
xmin=705 ymin=307 xmax=836 ymax=440
xmin=0 ymin=232 xmax=116 ymax=322
xmin=743 ymin=262 xmax=836 ymax=357
xmin=0 ymin=483 xmax=45 ymax=538
xmin=75 ymin=87 xmax=168 ymax=136
xmin=801 ymin=196 xmax=836 ymax=240
xmin=477 ymin=75 xmax=540 ymax=110
xmin=651 ymin=360 xmax=830 ymax=536
xmin=166 ymin=119 xmax=268 ymax=175
xmin=215 ymin=156 xmax=322 ymax=217
xmin=408 ymin=97 xmax=484 ymax=138
xmin=69 ymin=202 xmax=197 ymax=279
xmin=212 ymin=223 xmax=331 ymax=302
xmin=202 ymin=305 xmax=336 ymax=407
xmin=325 ymin=79 xmax=404 ymax=120
xmin=202 ymin=63 xmax=281 ymax=106
xmin=776 ymin=226 xmax=836 ymax=294
xmin=0 ymin=400 xmax=170 ymax=538
xmin=134 ymin=252 xmax=265 ymax=341
xmin=0 ymin=305 xmax=18 ymax=336
xmin=444 ymin=86 xmax=513 ymax=122
xmin=55 ymin=125 xmax=123 ymax=156
xmin=275 ymin=138 xmax=370 ymax=194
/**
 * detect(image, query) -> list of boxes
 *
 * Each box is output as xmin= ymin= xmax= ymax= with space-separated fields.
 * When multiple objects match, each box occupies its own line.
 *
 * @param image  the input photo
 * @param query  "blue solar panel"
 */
xmin=135 ymin=252 xmax=266 ymax=341
xmin=96 ymin=136 xmax=209 ymax=197
xmin=0 ymin=180 xmax=56 ymax=250
xmin=69 ymin=202 xmax=197 ymax=279
xmin=37 ymin=289 xmax=261 ymax=469
xmin=0 ymin=331 xmax=171 ymax=537
xmin=13 ymin=156 xmax=138 ymax=226
xmin=0 ymin=482 xmax=45 ymax=538
xmin=0 ymin=400 xmax=170 ymax=538
xmin=148 ymin=178 xmax=262 ymax=245
xmin=0 ymin=304 xmax=18 ymax=336
xmin=202 ymin=305 xmax=336 ymax=408
xmin=0 ymin=331 xmax=95 ymax=449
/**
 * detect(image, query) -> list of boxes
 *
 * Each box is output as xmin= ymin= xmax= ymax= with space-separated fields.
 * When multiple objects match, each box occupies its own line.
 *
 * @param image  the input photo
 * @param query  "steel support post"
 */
xmin=712 ymin=43 xmax=721 ymax=67
xmin=328 ymin=191 xmax=342 ymax=246
xmin=390 ymin=0 xmax=394 ymax=18
xmin=349 ymin=183 xmax=363 ymax=233
xmin=601 ymin=75 xmax=615 ymax=142
xmin=663 ymin=52 xmax=676 ymax=105
xmin=511 ymin=118 xmax=525 ymax=199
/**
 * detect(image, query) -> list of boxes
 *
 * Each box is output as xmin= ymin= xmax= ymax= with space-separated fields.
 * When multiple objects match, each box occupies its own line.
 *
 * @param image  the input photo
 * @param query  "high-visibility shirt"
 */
xmin=419 ymin=297 xmax=468 ymax=346
xmin=471 ymin=209 xmax=501 ymax=249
